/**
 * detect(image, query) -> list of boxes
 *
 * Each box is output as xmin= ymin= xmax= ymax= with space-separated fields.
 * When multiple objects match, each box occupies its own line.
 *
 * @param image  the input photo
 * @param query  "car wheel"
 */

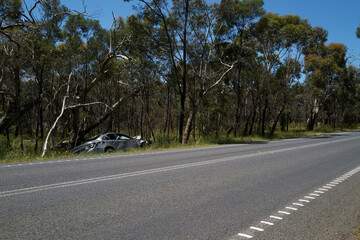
xmin=105 ymin=147 xmax=115 ymax=153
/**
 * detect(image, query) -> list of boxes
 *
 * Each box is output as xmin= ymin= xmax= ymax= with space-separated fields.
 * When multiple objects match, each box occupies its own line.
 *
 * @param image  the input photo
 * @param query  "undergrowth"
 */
xmin=1 ymin=124 xmax=359 ymax=164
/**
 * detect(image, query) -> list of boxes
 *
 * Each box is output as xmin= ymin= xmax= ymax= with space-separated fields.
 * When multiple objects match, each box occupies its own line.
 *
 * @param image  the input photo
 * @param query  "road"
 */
xmin=1 ymin=131 xmax=360 ymax=240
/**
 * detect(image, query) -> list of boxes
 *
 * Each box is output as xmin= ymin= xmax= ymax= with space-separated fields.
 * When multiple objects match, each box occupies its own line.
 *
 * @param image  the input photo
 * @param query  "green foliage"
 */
xmin=0 ymin=0 xmax=22 ymax=21
xmin=0 ymin=0 xmax=359 ymax=159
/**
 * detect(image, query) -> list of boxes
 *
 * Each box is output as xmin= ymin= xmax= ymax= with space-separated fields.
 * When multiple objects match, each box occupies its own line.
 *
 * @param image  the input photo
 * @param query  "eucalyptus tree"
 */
xmin=0 ymin=0 xmax=69 ymax=147
xmin=216 ymin=0 xmax=264 ymax=137
xmin=180 ymin=0 xmax=237 ymax=144
xmin=54 ymin=14 xmax=140 ymax=147
xmin=253 ymin=13 xmax=327 ymax=136
xmin=133 ymin=0 xmax=193 ymax=143
xmin=304 ymin=43 xmax=348 ymax=130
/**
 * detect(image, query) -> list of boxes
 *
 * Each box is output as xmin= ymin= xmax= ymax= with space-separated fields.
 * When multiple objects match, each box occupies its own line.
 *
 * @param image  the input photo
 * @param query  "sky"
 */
xmin=44 ymin=0 xmax=360 ymax=66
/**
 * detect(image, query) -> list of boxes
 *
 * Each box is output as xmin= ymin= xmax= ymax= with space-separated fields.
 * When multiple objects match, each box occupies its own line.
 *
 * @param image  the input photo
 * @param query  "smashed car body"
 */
xmin=72 ymin=133 xmax=152 ymax=154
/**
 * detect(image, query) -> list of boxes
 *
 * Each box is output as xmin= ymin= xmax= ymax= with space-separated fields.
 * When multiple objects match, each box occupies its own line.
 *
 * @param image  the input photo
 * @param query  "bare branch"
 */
xmin=65 ymin=102 xmax=113 ymax=110
xmin=42 ymin=72 xmax=73 ymax=157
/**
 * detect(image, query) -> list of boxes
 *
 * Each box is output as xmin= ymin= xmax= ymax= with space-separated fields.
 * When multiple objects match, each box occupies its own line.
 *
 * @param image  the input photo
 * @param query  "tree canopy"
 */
xmin=0 ymin=0 xmax=359 ymax=156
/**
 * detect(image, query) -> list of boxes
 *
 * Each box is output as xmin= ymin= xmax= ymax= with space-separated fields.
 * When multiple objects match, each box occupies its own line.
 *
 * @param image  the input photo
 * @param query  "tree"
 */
xmin=304 ymin=43 xmax=348 ymax=130
xmin=253 ymin=13 xmax=327 ymax=136
xmin=217 ymin=0 xmax=265 ymax=137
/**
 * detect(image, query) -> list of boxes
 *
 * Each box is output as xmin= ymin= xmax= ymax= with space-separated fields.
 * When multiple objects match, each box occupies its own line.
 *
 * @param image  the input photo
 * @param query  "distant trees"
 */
xmin=0 ymin=0 xmax=359 ymax=155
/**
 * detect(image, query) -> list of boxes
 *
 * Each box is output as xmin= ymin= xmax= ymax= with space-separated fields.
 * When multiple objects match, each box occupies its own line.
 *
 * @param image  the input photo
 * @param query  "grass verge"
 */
xmin=0 ymin=125 xmax=358 ymax=164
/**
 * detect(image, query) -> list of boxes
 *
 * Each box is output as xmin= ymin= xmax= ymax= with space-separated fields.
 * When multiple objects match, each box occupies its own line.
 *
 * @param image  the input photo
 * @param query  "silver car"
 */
xmin=72 ymin=133 xmax=151 ymax=154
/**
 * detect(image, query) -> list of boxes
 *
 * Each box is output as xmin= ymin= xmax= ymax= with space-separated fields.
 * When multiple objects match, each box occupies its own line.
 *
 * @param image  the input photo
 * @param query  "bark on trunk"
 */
xmin=182 ymin=108 xmax=196 ymax=145
xmin=307 ymin=99 xmax=319 ymax=130
xmin=269 ymin=101 xmax=286 ymax=137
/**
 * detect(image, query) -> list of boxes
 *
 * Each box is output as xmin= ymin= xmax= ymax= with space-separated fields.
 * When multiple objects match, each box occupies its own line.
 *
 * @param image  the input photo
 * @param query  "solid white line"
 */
xmin=286 ymin=207 xmax=298 ymax=210
xmin=270 ymin=215 xmax=283 ymax=220
xmin=238 ymin=233 xmax=253 ymax=238
xmin=261 ymin=221 xmax=274 ymax=225
xmin=278 ymin=211 xmax=291 ymax=215
xmin=250 ymin=226 xmax=264 ymax=231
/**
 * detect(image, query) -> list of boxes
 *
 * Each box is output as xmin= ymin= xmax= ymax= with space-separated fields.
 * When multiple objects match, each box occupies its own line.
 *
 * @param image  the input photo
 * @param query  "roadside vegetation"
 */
xmin=351 ymin=221 xmax=360 ymax=240
xmin=1 ymin=1 xmax=360 ymax=161
xmin=1 ymin=124 xmax=358 ymax=164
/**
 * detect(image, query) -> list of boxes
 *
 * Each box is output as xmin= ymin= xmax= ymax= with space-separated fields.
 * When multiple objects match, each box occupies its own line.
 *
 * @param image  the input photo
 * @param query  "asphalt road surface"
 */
xmin=1 ymin=131 xmax=360 ymax=240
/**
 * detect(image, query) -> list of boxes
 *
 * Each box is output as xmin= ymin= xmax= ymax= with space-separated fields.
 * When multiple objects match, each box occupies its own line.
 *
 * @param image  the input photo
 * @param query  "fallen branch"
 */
xmin=42 ymin=72 xmax=72 ymax=157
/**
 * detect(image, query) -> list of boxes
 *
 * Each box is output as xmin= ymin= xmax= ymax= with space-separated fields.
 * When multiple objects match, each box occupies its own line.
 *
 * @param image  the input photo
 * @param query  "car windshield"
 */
xmin=96 ymin=134 xmax=108 ymax=141
xmin=96 ymin=133 xmax=131 ymax=141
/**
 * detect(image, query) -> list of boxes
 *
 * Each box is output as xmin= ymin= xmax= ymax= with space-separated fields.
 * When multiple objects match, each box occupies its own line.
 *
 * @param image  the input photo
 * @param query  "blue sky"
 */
xmin=48 ymin=0 xmax=360 ymax=66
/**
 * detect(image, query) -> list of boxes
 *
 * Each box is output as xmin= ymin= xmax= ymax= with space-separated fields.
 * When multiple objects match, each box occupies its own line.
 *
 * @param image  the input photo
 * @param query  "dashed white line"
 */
xmin=238 ymin=233 xmax=253 ymax=238
xmin=250 ymin=226 xmax=264 ymax=232
xmin=230 ymin=163 xmax=360 ymax=240
xmin=326 ymin=184 xmax=336 ymax=187
xmin=278 ymin=211 xmax=291 ymax=215
xmin=304 ymin=196 xmax=316 ymax=199
xmin=333 ymin=179 xmax=343 ymax=182
xmin=261 ymin=221 xmax=274 ymax=225
xmin=293 ymin=203 xmax=304 ymax=206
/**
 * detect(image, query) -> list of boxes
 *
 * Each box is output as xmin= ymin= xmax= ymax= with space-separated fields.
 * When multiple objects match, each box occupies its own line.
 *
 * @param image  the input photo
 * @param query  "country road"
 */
xmin=1 ymin=132 xmax=360 ymax=240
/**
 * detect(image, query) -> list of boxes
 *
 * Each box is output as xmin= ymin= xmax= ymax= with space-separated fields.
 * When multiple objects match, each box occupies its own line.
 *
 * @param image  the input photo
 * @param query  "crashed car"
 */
xmin=72 ymin=133 xmax=152 ymax=154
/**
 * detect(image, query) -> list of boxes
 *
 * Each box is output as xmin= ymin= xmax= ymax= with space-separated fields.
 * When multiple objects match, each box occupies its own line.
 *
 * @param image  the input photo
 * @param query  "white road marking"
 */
xmin=261 ymin=221 xmax=274 ymax=225
xmin=326 ymin=184 xmax=336 ymax=187
xmin=278 ymin=211 xmax=291 ymax=215
xmin=304 ymin=196 xmax=316 ymax=199
xmin=229 ymin=164 xmax=360 ymax=240
xmin=250 ymin=227 xmax=264 ymax=231
xmin=330 ymin=182 xmax=339 ymax=185
xmin=3 ymin=135 xmax=360 ymax=168
xmin=293 ymin=203 xmax=304 ymax=206
xmin=238 ymin=233 xmax=253 ymax=238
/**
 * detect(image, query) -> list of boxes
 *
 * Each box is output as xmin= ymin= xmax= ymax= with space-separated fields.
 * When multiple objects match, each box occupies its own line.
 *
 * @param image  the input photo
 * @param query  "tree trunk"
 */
xmin=234 ymin=65 xmax=242 ymax=137
xmin=261 ymin=97 xmax=268 ymax=137
xmin=269 ymin=101 xmax=286 ymax=137
xmin=182 ymin=107 xmax=196 ymax=144
xmin=307 ymin=99 xmax=319 ymax=130
xmin=248 ymin=107 xmax=257 ymax=136
xmin=71 ymin=88 xmax=140 ymax=145
xmin=178 ymin=0 xmax=189 ymax=144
